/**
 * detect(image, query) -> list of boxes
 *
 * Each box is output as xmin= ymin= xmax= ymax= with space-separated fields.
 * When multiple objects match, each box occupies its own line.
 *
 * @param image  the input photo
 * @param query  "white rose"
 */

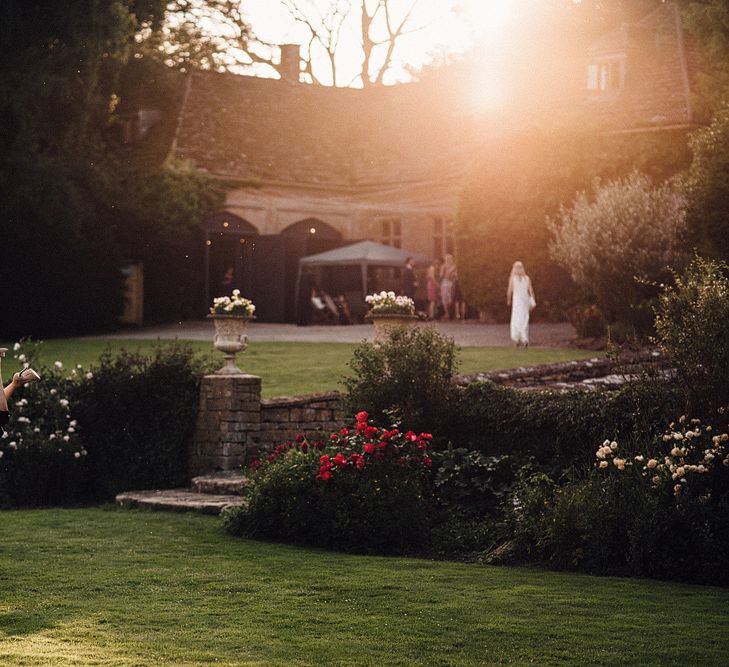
xmin=17 ymin=354 xmax=26 ymax=362
xmin=647 ymin=459 xmax=658 ymax=469
xmin=54 ymin=361 xmax=63 ymax=369
xmin=13 ymin=343 xmax=20 ymax=351
xmin=599 ymin=460 xmax=608 ymax=469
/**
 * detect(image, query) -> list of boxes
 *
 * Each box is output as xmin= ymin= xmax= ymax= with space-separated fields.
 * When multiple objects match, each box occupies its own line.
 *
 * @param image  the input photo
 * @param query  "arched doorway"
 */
xmin=204 ymin=211 xmax=259 ymax=310
xmin=281 ymin=218 xmax=342 ymax=322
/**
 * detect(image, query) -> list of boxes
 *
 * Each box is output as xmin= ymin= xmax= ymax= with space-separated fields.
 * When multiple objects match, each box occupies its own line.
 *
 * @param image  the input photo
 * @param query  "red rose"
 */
xmin=417 ymin=441 xmax=428 ymax=450
xmin=317 ymin=470 xmax=332 ymax=481
xmin=333 ymin=452 xmax=347 ymax=467
xmin=356 ymin=411 xmax=368 ymax=423
xmin=377 ymin=442 xmax=387 ymax=450
xmin=363 ymin=443 xmax=375 ymax=454
xmin=339 ymin=428 xmax=350 ymax=436
xmin=423 ymin=457 xmax=432 ymax=467
xmin=364 ymin=425 xmax=379 ymax=438
xmin=356 ymin=458 xmax=365 ymax=470
xmin=406 ymin=431 xmax=417 ymax=442
xmin=419 ymin=433 xmax=433 ymax=440
xmin=320 ymin=455 xmax=331 ymax=465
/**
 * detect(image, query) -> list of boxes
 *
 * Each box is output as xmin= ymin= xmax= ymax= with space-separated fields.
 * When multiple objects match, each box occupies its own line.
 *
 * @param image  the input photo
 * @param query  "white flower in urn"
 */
xmin=365 ymin=291 xmax=416 ymax=316
xmin=209 ymin=290 xmax=256 ymax=318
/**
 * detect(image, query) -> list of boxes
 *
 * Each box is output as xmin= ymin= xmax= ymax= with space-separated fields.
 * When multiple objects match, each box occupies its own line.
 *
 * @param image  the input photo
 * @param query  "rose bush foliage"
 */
xmin=223 ymin=411 xmax=436 ymax=554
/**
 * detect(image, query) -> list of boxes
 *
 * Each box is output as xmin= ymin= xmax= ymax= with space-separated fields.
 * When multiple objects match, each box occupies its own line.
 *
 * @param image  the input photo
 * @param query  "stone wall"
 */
xmin=260 ymin=392 xmax=344 ymax=446
xmin=190 ymin=352 xmax=663 ymax=474
xmin=190 ymin=375 xmax=344 ymax=475
xmin=189 ymin=374 xmax=262 ymax=475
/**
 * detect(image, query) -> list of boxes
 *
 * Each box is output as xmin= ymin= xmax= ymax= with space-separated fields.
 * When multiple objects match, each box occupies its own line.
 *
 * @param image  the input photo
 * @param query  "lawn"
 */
xmin=1 ymin=339 xmax=600 ymax=398
xmin=0 ymin=508 xmax=727 ymax=666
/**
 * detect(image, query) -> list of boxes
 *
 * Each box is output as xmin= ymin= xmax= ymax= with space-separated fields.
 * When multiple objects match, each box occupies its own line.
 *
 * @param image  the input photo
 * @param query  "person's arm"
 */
xmin=506 ymin=276 xmax=513 ymax=306
xmin=528 ymin=277 xmax=535 ymax=299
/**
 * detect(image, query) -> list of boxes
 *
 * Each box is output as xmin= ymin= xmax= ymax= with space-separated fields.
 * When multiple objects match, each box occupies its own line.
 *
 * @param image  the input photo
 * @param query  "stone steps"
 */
xmin=116 ymin=472 xmax=249 ymax=515
xmin=191 ymin=472 xmax=248 ymax=496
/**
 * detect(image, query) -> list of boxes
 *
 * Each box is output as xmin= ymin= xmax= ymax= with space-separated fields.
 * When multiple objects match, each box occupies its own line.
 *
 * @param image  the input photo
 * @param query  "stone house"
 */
xmin=127 ymin=1 xmax=698 ymax=323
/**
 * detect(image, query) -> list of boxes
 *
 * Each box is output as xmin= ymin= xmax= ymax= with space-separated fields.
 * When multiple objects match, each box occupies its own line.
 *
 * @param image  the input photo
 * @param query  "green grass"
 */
xmin=1 ymin=339 xmax=600 ymax=399
xmin=0 ymin=508 xmax=727 ymax=666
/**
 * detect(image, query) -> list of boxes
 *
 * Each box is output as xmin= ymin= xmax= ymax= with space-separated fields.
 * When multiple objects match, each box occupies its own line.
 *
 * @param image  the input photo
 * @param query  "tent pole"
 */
xmin=294 ymin=263 xmax=303 ymax=324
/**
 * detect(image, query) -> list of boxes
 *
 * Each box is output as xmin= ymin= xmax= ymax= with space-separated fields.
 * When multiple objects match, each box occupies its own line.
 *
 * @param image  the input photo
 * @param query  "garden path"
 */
xmin=89 ymin=320 xmax=576 ymax=348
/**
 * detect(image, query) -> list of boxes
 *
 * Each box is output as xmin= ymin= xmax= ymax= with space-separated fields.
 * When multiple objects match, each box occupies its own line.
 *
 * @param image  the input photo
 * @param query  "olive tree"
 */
xmin=548 ymin=171 xmax=688 ymax=325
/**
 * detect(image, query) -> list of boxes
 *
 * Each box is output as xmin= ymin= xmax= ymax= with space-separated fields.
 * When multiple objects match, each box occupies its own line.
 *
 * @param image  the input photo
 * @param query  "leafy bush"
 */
xmin=71 ymin=343 xmax=210 ymax=498
xmin=570 ymin=304 xmax=607 ymax=338
xmin=653 ymin=256 xmax=729 ymax=414
xmin=0 ymin=347 xmax=90 ymax=506
xmin=0 ymin=340 xmax=210 ymax=506
xmin=223 ymin=412 xmax=436 ymax=554
xmin=344 ymin=326 xmax=458 ymax=435
xmin=685 ymin=102 xmax=729 ymax=260
xmin=432 ymin=449 xmax=518 ymax=518
xmin=446 ymin=379 xmax=682 ymax=470
xmin=548 ymin=171 xmax=687 ymax=327
xmin=500 ymin=407 xmax=729 ymax=584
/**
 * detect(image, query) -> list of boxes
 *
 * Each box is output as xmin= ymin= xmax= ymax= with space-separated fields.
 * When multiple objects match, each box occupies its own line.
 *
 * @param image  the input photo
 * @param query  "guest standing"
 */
xmin=440 ymin=254 xmax=457 ymax=321
xmin=506 ymin=260 xmax=535 ymax=347
xmin=401 ymin=256 xmax=418 ymax=299
xmin=426 ymin=258 xmax=441 ymax=320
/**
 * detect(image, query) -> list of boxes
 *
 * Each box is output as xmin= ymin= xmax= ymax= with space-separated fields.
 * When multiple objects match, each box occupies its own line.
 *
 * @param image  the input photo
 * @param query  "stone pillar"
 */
xmin=189 ymin=374 xmax=262 ymax=475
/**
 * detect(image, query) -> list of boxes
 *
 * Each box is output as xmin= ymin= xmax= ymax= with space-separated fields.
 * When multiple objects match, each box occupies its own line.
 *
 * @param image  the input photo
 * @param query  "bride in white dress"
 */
xmin=506 ymin=261 xmax=535 ymax=347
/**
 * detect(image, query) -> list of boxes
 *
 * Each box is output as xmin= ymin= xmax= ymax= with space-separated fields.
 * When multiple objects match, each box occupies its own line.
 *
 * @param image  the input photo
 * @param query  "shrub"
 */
xmin=502 ymin=408 xmax=729 ymax=584
xmin=0 ymin=340 xmax=210 ymax=505
xmin=71 ymin=343 xmax=211 ymax=498
xmin=223 ymin=412 xmax=436 ymax=554
xmin=0 ymin=348 xmax=90 ymax=506
xmin=447 ymin=379 xmax=682 ymax=470
xmin=570 ymin=304 xmax=607 ymax=338
xmin=343 ymin=326 xmax=458 ymax=435
xmin=548 ymin=171 xmax=688 ymax=327
xmin=653 ymin=256 xmax=729 ymax=414
xmin=432 ymin=448 xmax=518 ymax=518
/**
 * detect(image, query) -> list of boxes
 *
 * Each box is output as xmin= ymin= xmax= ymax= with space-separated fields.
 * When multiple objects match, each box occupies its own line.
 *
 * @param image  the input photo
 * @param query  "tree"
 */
xmin=548 ymin=172 xmax=688 ymax=325
xmin=685 ymin=103 xmax=729 ymax=260
xmin=0 ymin=0 xmax=222 ymax=336
xmin=280 ymin=0 xmax=431 ymax=86
xmin=681 ymin=0 xmax=729 ymax=116
xmin=134 ymin=0 xmax=279 ymax=75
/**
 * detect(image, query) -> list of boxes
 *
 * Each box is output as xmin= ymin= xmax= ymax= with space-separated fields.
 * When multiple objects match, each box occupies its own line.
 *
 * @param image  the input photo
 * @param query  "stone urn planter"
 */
xmin=365 ymin=312 xmax=419 ymax=342
xmin=207 ymin=314 xmax=253 ymax=375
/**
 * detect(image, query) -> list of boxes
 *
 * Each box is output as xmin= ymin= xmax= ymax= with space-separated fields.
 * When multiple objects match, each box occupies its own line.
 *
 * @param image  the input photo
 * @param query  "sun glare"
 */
xmin=466 ymin=0 xmax=513 ymax=34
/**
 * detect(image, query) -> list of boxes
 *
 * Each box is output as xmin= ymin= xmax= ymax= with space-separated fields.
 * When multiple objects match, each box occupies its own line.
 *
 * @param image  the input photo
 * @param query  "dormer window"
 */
xmin=587 ymin=59 xmax=625 ymax=92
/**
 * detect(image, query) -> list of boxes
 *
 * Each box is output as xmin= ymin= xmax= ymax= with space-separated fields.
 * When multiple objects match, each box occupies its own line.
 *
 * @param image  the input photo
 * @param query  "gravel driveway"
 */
xmin=88 ymin=320 xmax=577 ymax=348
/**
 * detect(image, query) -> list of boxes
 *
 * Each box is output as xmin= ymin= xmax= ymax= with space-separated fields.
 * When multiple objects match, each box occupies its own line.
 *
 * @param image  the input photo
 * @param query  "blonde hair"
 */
xmin=510 ymin=261 xmax=526 ymax=278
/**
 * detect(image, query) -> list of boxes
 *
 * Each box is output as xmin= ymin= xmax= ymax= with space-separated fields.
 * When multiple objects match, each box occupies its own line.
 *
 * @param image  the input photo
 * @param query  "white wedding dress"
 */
xmin=510 ymin=275 xmax=531 ymax=345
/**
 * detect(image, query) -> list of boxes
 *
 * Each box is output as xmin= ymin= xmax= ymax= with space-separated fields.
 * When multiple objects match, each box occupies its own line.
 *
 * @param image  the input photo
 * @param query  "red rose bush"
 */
xmin=222 ymin=412 xmax=435 ymax=554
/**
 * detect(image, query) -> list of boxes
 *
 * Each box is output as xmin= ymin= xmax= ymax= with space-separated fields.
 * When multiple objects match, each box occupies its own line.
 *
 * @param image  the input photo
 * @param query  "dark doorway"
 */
xmin=204 ymin=212 xmax=258 ymax=312
xmin=281 ymin=218 xmax=342 ymax=322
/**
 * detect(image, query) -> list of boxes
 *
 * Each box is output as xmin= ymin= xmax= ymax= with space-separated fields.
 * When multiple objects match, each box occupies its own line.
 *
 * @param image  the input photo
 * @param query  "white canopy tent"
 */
xmin=295 ymin=240 xmax=431 ymax=320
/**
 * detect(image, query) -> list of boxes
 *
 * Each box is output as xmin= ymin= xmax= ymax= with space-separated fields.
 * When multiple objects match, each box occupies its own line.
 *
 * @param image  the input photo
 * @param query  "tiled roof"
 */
xmin=169 ymin=3 xmax=698 ymax=186
xmin=172 ymin=72 xmax=475 ymax=188
xmin=584 ymin=2 xmax=696 ymax=130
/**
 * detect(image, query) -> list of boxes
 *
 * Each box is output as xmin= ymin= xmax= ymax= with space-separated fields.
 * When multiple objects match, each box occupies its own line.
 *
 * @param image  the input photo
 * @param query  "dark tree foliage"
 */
xmin=0 ymin=1 xmax=222 ymax=337
xmin=681 ymin=0 xmax=729 ymax=117
xmin=685 ymin=104 xmax=729 ymax=260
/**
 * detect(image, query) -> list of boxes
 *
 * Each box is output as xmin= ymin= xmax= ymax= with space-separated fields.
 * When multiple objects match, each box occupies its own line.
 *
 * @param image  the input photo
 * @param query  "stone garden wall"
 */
xmin=190 ymin=352 xmax=663 ymax=474
xmin=260 ymin=392 xmax=345 ymax=446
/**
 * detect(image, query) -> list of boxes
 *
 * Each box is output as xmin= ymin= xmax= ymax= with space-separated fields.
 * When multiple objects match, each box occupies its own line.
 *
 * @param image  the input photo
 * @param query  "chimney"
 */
xmin=279 ymin=44 xmax=301 ymax=83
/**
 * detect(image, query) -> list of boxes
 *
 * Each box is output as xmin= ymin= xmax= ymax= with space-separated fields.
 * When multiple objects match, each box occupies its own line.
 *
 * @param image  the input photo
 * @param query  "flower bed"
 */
xmin=223 ymin=411 xmax=436 ymax=553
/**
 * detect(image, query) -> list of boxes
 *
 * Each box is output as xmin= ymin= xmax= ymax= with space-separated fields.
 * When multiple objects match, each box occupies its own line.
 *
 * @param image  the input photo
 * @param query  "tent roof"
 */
xmin=299 ymin=240 xmax=430 ymax=268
